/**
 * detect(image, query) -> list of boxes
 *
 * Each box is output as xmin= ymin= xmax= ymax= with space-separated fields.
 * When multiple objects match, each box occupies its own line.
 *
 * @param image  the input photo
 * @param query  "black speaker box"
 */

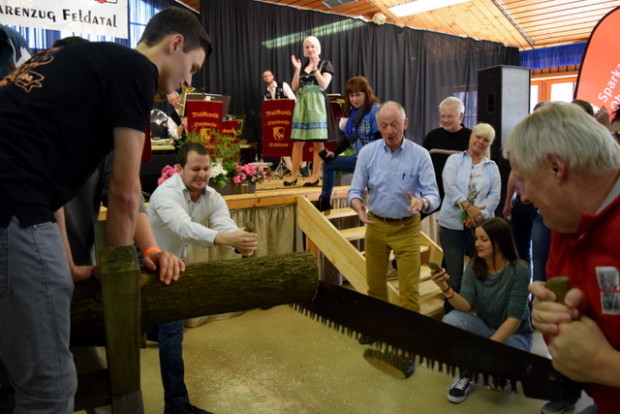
xmin=477 ymin=65 xmax=530 ymax=217
xmin=477 ymin=65 xmax=530 ymax=159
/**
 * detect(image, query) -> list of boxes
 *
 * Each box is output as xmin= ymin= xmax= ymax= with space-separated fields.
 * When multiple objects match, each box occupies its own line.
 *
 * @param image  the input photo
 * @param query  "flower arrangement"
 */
xmin=156 ymin=161 xmax=231 ymax=188
xmin=232 ymin=163 xmax=270 ymax=185
xmin=209 ymin=161 xmax=229 ymax=188
xmin=158 ymin=165 xmax=177 ymax=185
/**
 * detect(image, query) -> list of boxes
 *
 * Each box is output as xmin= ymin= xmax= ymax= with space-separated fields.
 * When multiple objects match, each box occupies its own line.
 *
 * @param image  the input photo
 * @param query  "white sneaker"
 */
xmin=447 ymin=375 xmax=475 ymax=403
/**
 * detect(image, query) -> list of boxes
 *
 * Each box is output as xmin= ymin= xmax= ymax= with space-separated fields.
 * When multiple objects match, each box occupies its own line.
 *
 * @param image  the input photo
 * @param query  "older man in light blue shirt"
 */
xmin=349 ymin=101 xmax=439 ymax=313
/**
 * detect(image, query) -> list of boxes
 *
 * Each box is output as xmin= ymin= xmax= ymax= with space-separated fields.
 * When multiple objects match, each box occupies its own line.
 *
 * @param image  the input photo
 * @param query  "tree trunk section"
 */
xmin=71 ymin=251 xmax=318 ymax=346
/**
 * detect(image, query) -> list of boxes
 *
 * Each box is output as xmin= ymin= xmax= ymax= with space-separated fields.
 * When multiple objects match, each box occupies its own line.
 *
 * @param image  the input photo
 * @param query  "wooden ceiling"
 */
xmin=177 ymin=0 xmax=620 ymax=50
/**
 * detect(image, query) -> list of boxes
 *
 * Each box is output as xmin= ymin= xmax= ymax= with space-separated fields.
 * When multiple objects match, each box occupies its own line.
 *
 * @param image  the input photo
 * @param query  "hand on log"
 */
xmin=143 ymin=250 xmax=185 ymax=285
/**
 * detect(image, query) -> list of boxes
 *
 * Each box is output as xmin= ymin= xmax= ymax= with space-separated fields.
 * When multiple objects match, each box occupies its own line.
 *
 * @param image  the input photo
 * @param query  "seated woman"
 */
xmin=317 ymin=76 xmax=380 ymax=211
xmin=430 ymin=217 xmax=532 ymax=404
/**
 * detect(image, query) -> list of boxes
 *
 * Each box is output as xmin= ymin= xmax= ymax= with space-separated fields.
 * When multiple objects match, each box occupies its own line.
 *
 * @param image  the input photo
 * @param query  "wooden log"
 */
xmin=71 ymin=251 xmax=319 ymax=346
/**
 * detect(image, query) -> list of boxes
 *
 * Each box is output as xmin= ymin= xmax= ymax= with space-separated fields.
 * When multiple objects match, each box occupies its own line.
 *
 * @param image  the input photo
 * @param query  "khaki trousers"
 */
xmin=365 ymin=213 xmax=421 ymax=312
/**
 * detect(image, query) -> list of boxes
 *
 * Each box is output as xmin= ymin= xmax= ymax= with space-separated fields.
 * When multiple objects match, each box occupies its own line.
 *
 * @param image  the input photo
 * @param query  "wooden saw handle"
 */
xmin=546 ymin=276 xmax=570 ymax=304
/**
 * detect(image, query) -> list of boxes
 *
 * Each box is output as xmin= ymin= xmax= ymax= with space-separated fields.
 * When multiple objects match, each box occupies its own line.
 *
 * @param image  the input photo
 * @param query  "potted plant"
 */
xmin=231 ymin=163 xmax=270 ymax=193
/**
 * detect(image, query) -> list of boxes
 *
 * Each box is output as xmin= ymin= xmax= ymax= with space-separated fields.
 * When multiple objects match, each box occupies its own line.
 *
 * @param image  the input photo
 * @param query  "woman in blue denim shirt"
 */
xmin=437 ymin=123 xmax=501 ymax=298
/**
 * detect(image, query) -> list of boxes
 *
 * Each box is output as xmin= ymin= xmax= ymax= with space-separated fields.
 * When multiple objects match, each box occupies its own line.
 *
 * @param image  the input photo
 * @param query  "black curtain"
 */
xmin=198 ymin=0 xmax=519 ymax=149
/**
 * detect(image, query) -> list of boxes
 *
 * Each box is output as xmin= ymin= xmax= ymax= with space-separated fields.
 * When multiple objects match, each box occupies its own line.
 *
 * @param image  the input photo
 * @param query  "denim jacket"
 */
xmin=437 ymin=151 xmax=501 ymax=230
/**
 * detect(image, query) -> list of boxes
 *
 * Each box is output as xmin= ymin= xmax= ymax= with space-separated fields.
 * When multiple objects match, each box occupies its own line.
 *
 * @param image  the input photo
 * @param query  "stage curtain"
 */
xmin=199 ymin=0 xmax=519 ymax=146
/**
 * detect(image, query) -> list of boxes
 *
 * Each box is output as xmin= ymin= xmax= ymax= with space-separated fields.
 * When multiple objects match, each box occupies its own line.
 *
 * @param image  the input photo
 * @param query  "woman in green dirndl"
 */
xmin=285 ymin=36 xmax=335 ymax=187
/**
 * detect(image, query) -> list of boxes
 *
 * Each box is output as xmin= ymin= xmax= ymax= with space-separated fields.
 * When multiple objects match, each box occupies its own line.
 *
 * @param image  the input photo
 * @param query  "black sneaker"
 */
xmin=164 ymin=402 xmax=214 ymax=414
xmin=447 ymin=375 xmax=475 ymax=403
xmin=540 ymin=399 xmax=577 ymax=414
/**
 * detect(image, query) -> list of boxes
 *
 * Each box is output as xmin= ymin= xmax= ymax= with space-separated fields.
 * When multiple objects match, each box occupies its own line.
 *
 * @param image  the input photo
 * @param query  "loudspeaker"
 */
xmin=477 ymin=65 xmax=530 ymax=159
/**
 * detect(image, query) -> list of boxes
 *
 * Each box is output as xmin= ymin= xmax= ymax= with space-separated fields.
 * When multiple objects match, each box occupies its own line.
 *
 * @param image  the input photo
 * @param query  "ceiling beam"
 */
xmin=490 ymin=0 xmax=535 ymax=47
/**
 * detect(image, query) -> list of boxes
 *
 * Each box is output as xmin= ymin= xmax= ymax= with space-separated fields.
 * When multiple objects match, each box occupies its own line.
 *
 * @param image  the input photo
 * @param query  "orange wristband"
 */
xmin=143 ymin=247 xmax=161 ymax=256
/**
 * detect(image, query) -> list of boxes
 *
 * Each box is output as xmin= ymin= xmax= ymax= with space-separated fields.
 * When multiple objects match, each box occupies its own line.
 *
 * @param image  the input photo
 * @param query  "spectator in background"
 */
xmin=423 ymin=96 xmax=471 ymax=209
xmin=437 ymin=123 xmax=501 ymax=305
xmin=317 ymin=75 xmax=381 ymax=212
xmin=349 ymin=101 xmax=439 ymax=315
xmin=286 ymin=36 xmax=337 ymax=187
xmin=430 ymin=217 xmax=532 ymax=404
xmin=503 ymin=168 xmax=536 ymax=268
xmin=595 ymin=105 xmax=620 ymax=144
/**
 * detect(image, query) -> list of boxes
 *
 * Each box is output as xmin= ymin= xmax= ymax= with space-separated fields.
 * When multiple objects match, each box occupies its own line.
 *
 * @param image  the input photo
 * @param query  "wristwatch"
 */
xmin=422 ymin=198 xmax=430 ymax=211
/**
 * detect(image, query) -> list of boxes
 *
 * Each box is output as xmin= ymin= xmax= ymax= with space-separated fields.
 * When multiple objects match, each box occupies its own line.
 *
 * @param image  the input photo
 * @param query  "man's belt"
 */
xmin=369 ymin=212 xmax=413 ymax=222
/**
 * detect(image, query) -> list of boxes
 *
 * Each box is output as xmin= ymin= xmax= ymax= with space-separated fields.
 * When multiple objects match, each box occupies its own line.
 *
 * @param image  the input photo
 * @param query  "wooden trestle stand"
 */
xmin=0 ymin=222 xmax=319 ymax=413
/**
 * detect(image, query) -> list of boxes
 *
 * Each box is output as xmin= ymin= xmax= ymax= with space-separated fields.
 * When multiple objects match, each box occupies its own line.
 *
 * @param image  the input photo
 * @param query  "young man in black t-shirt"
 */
xmin=0 ymin=8 xmax=211 ymax=413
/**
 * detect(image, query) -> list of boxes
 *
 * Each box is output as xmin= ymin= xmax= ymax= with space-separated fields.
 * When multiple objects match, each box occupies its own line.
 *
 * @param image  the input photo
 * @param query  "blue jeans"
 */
xmin=443 ymin=310 xmax=532 ymax=352
xmin=439 ymin=226 xmax=475 ymax=293
xmin=531 ymin=212 xmax=551 ymax=282
xmin=0 ymin=218 xmax=77 ymax=413
xmin=320 ymin=155 xmax=357 ymax=198
xmin=147 ymin=320 xmax=188 ymax=409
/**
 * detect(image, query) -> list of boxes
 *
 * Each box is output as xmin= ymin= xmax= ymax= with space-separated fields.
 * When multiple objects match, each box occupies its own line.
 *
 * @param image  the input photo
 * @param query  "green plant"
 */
xmin=177 ymin=128 xmax=248 ymax=184
xmin=180 ymin=129 xmax=246 ymax=166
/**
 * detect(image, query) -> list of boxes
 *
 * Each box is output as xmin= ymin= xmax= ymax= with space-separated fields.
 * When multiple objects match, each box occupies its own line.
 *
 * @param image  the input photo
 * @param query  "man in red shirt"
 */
xmin=505 ymin=102 xmax=620 ymax=414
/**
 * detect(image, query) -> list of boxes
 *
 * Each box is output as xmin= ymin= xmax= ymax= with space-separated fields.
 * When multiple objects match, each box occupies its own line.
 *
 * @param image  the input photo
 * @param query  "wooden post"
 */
xmin=99 ymin=245 xmax=144 ymax=413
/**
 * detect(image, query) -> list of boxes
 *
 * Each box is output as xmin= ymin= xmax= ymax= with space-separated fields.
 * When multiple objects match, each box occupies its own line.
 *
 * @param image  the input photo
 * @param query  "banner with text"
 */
xmin=187 ymin=100 xmax=223 ymax=138
xmin=574 ymin=7 xmax=620 ymax=113
xmin=0 ymin=0 xmax=128 ymax=39
xmin=261 ymin=99 xmax=335 ymax=160
xmin=261 ymin=99 xmax=295 ymax=158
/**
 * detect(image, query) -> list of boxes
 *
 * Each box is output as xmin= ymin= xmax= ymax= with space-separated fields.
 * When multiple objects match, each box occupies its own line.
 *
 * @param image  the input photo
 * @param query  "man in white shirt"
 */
xmin=262 ymin=69 xmax=295 ymax=100
xmin=149 ymin=142 xmax=258 ymax=259
xmin=147 ymin=143 xmax=257 ymax=414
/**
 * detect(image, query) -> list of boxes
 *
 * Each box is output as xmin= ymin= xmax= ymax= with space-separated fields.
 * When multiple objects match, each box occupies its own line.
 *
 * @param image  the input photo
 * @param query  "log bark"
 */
xmin=70 ymin=251 xmax=318 ymax=346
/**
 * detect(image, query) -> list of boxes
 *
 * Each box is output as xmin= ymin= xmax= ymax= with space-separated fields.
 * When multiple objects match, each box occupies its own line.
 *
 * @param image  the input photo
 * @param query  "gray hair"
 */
xmin=303 ymin=36 xmax=321 ymax=57
xmin=504 ymin=102 xmax=620 ymax=175
xmin=376 ymin=101 xmax=407 ymax=122
xmin=439 ymin=96 xmax=465 ymax=115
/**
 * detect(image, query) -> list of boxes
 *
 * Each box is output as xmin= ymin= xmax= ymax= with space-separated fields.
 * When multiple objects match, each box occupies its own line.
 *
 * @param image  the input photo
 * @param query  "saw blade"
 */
xmin=293 ymin=281 xmax=582 ymax=402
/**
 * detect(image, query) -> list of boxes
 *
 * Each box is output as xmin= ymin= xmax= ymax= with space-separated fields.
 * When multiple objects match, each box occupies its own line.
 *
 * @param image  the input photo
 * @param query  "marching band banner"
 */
xmin=261 ymin=99 xmax=295 ymax=158
xmin=261 ymin=99 xmax=336 ymax=161
xmin=0 ymin=0 xmax=128 ymax=39
xmin=186 ymin=100 xmax=223 ymax=137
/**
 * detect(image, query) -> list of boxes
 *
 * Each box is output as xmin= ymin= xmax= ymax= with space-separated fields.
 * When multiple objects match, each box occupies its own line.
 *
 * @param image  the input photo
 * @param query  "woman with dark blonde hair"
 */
xmin=430 ymin=217 xmax=532 ymax=404
xmin=317 ymin=76 xmax=381 ymax=211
